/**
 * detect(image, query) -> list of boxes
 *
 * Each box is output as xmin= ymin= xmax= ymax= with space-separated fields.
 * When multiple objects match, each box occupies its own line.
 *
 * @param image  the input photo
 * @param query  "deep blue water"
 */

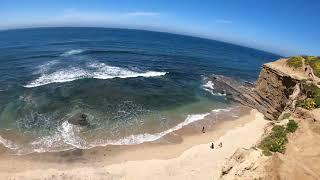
xmin=0 ymin=27 xmax=281 ymax=154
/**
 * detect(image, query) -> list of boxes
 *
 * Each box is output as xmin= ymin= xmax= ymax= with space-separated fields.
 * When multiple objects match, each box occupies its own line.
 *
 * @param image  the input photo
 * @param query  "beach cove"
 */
xmin=0 ymin=108 xmax=269 ymax=179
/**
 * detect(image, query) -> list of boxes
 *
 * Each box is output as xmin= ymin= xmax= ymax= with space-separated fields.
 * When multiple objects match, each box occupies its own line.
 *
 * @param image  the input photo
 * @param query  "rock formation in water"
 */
xmin=68 ymin=113 xmax=90 ymax=127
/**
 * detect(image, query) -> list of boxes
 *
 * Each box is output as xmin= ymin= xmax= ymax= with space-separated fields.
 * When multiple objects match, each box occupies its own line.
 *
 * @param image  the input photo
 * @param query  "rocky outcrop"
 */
xmin=254 ymin=65 xmax=299 ymax=119
xmin=209 ymin=64 xmax=300 ymax=120
xmin=217 ymin=58 xmax=320 ymax=179
xmin=68 ymin=113 xmax=90 ymax=127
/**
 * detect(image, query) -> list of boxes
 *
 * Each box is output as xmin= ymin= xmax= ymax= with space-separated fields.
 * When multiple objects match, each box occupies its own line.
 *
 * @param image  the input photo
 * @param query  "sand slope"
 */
xmin=265 ymin=115 xmax=320 ymax=180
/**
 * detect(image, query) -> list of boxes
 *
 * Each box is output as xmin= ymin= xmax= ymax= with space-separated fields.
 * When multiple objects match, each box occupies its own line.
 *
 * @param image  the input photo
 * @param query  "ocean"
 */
xmin=0 ymin=27 xmax=281 ymax=154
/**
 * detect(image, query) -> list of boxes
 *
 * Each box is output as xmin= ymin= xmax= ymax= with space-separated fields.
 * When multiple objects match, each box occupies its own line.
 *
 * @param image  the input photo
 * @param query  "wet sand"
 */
xmin=0 ymin=107 xmax=269 ymax=179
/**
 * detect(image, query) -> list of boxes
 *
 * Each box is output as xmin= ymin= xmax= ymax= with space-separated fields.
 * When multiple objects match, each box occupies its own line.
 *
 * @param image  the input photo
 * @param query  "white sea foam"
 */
xmin=203 ymin=80 xmax=214 ymax=89
xmin=1 ymin=107 xmax=233 ymax=154
xmin=24 ymin=112 xmax=212 ymax=152
xmin=93 ymin=108 xmax=232 ymax=146
xmin=60 ymin=49 xmax=84 ymax=57
xmin=204 ymin=89 xmax=226 ymax=96
xmin=30 ymin=121 xmax=92 ymax=153
xmin=89 ymin=62 xmax=167 ymax=79
xmin=99 ymin=113 xmax=210 ymax=145
xmin=24 ymin=62 xmax=167 ymax=88
xmin=202 ymin=80 xmax=226 ymax=96
xmin=60 ymin=121 xmax=91 ymax=149
xmin=0 ymin=135 xmax=19 ymax=150
xmin=34 ymin=60 xmax=59 ymax=74
xmin=25 ymin=67 xmax=89 ymax=88
xmin=211 ymin=108 xmax=232 ymax=113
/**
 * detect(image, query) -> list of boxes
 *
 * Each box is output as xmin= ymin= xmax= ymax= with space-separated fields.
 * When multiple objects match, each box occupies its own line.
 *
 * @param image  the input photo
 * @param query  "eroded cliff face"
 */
xmin=218 ymin=59 xmax=320 ymax=180
xmin=254 ymin=64 xmax=299 ymax=120
xmin=208 ymin=62 xmax=300 ymax=120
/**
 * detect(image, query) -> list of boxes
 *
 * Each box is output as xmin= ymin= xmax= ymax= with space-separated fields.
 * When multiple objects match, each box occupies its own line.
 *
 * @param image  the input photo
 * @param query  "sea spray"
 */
xmin=202 ymin=80 xmax=226 ymax=96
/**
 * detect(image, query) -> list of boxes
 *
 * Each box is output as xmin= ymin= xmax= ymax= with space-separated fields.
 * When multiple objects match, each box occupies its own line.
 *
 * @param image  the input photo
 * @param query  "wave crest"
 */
xmin=60 ymin=49 xmax=84 ymax=57
xmin=0 ymin=108 xmax=233 ymax=154
xmin=24 ymin=62 xmax=167 ymax=88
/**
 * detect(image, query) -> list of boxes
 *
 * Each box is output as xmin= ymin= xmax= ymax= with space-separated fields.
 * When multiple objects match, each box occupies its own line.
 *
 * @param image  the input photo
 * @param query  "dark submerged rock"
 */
xmin=68 ymin=113 xmax=90 ymax=127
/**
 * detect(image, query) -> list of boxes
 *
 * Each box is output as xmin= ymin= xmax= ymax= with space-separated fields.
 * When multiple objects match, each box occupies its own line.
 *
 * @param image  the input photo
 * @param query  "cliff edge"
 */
xmin=218 ymin=56 xmax=320 ymax=180
xmin=209 ymin=57 xmax=320 ymax=120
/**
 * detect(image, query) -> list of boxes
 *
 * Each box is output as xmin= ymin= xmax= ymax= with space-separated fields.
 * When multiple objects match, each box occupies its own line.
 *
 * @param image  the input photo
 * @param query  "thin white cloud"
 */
xmin=126 ymin=11 xmax=160 ymax=17
xmin=60 ymin=9 xmax=160 ymax=21
xmin=0 ymin=9 xmax=161 ymax=30
xmin=215 ymin=19 xmax=232 ymax=24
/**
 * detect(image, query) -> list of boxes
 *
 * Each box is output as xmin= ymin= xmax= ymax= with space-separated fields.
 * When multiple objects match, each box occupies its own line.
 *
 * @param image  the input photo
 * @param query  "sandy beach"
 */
xmin=0 ymin=108 xmax=269 ymax=179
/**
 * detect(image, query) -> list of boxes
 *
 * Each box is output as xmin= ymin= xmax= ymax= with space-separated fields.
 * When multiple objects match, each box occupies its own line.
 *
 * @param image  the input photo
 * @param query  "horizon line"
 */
xmin=0 ymin=26 xmax=285 ymax=57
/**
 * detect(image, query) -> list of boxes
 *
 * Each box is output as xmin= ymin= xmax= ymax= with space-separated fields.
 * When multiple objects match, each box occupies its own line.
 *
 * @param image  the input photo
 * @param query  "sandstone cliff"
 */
xmin=254 ymin=63 xmax=299 ymax=119
xmin=217 ymin=57 xmax=320 ymax=180
xmin=209 ymin=59 xmax=302 ymax=120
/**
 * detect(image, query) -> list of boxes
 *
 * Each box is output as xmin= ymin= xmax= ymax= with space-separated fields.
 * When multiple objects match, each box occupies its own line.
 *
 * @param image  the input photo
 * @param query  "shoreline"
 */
xmin=0 ymin=108 xmax=269 ymax=179
xmin=0 ymin=105 xmax=245 ymax=155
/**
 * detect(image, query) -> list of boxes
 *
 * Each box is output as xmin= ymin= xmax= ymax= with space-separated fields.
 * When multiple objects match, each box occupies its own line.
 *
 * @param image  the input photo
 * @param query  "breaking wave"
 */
xmin=202 ymin=80 xmax=226 ymax=96
xmin=95 ymin=113 xmax=211 ymax=146
xmin=33 ymin=60 xmax=59 ymax=74
xmin=0 ymin=108 xmax=233 ymax=154
xmin=96 ymin=108 xmax=232 ymax=146
xmin=29 ymin=121 xmax=92 ymax=153
xmin=60 ymin=49 xmax=84 ymax=57
xmin=24 ymin=62 xmax=167 ymax=88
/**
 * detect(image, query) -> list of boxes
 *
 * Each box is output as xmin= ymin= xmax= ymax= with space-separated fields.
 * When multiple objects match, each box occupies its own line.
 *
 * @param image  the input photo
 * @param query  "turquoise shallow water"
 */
xmin=0 ymin=27 xmax=281 ymax=154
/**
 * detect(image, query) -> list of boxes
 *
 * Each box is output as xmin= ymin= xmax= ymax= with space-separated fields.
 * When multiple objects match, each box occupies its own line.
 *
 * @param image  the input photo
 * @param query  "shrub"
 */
xmin=303 ymin=83 xmax=320 ymax=98
xmin=259 ymin=125 xmax=288 ymax=155
xmin=286 ymin=120 xmax=298 ymax=133
xmin=269 ymin=136 xmax=287 ymax=153
xmin=304 ymin=98 xmax=317 ymax=110
xmin=282 ymin=113 xmax=291 ymax=119
xmin=314 ymin=96 xmax=320 ymax=107
xmin=297 ymin=98 xmax=317 ymax=110
xmin=271 ymin=125 xmax=287 ymax=138
xmin=296 ymin=100 xmax=305 ymax=108
xmin=299 ymin=82 xmax=320 ymax=108
xmin=311 ymin=60 xmax=320 ymax=78
xmin=305 ymin=56 xmax=320 ymax=78
xmin=286 ymin=56 xmax=303 ymax=69
xmin=305 ymin=56 xmax=318 ymax=64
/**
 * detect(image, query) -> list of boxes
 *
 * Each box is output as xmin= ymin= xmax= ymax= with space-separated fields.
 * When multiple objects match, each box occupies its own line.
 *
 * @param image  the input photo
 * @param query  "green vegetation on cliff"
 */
xmin=305 ymin=56 xmax=320 ymax=77
xmin=297 ymin=98 xmax=317 ymax=110
xmin=297 ymin=81 xmax=320 ymax=110
xmin=286 ymin=56 xmax=320 ymax=77
xmin=286 ymin=56 xmax=303 ymax=69
xmin=259 ymin=120 xmax=298 ymax=155
xmin=286 ymin=120 xmax=298 ymax=133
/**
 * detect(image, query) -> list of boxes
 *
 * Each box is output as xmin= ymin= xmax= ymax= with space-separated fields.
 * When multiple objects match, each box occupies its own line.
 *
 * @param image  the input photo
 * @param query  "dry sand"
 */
xmin=0 ymin=109 xmax=269 ymax=180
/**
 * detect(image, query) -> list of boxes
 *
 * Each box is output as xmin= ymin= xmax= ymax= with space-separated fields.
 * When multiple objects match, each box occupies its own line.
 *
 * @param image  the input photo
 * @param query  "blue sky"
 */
xmin=0 ymin=0 xmax=319 ymax=56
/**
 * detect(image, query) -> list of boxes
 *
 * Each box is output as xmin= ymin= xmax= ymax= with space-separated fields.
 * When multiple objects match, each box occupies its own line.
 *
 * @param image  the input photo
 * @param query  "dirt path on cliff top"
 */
xmin=265 ymin=116 xmax=320 ymax=180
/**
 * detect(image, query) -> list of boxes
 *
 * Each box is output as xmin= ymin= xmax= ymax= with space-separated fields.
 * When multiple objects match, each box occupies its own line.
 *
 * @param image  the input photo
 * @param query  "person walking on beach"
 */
xmin=210 ymin=143 xmax=214 ymax=149
xmin=219 ymin=142 xmax=222 ymax=148
xmin=202 ymin=126 xmax=205 ymax=133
